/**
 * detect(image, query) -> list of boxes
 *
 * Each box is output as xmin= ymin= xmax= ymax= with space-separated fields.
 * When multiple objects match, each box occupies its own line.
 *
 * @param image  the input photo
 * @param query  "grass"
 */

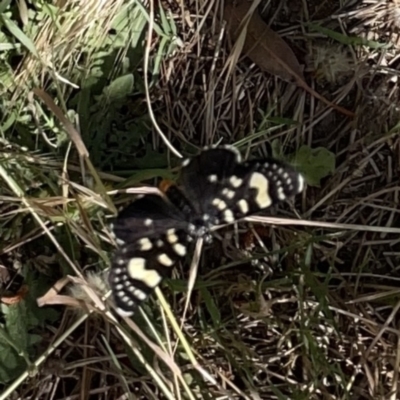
xmin=1 ymin=0 xmax=400 ymax=399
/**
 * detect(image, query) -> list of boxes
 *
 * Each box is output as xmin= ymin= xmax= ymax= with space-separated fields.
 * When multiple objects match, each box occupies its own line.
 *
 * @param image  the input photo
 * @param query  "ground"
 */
xmin=0 ymin=0 xmax=400 ymax=399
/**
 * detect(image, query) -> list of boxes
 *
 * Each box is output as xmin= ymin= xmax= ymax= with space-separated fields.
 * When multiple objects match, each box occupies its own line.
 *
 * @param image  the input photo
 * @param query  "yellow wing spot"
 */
xmin=157 ymin=253 xmax=174 ymax=267
xmin=249 ymin=172 xmax=272 ymax=208
xmin=127 ymin=258 xmax=161 ymax=288
xmin=137 ymin=237 xmax=152 ymax=251
xmin=212 ymin=198 xmax=227 ymax=210
xmin=229 ymin=176 xmax=243 ymax=188
xmin=129 ymin=286 xmax=147 ymax=300
xmin=237 ymin=199 xmax=249 ymax=214
xmin=166 ymin=229 xmax=178 ymax=244
xmin=223 ymin=209 xmax=234 ymax=223
xmin=173 ymin=243 xmax=187 ymax=256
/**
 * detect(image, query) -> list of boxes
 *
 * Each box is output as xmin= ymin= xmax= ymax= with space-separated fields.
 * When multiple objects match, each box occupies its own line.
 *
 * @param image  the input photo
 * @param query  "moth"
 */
xmin=109 ymin=145 xmax=304 ymax=316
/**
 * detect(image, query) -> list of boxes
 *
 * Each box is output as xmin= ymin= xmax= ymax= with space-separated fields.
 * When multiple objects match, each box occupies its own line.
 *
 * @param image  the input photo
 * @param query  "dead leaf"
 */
xmin=224 ymin=0 xmax=304 ymax=82
xmin=223 ymin=1 xmax=355 ymax=118
xmin=1 ymin=285 xmax=29 ymax=305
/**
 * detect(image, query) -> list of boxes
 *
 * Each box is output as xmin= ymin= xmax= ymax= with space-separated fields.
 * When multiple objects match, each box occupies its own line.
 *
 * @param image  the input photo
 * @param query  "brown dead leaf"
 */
xmin=1 ymin=285 xmax=29 ymax=305
xmin=224 ymin=0 xmax=304 ymax=82
xmin=224 ymin=0 xmax=355 ymax=118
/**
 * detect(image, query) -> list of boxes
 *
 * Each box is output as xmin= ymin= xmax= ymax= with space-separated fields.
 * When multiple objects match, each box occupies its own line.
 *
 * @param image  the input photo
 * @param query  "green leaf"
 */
xmin=291 ymin=145 xmax=336 ymax=187
xmin=0 ymin=331 xmax=24 ymax=383
xmin=270 ymin=138 xmax=283 ymax=158
xmin=0 ymin=0 xmax=12 ymax=14
xmin=4 ymin=302 xmax=29 ymax=353
xmin=134 ymin=145 xmax=169 ymax=169
xmin=0 ymin=13 xmax=38 ymax=57
xmin=103 ymin=74 xmax=134 ymax=101
xmin=200 ymin=287 xmax=221 ymax=327
xmin=308 ymin=23 xmax=391 ymax=50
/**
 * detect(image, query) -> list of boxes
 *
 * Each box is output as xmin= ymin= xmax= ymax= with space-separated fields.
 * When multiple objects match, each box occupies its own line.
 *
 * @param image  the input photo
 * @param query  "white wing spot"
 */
xmin=272 ymin=164 xmax=278 ymax=170
xmin=222 ymin=188 xmax=235 ymax=199
xmin=115 ymin=284 xmax=123 ymax=290
xmin=277 ymin=187 xmax=286 ymax=200
xmin=166 ymin=228 xmax=178 ymax=244
xmin=117 ymin=259 xmax=125 ymax=266
xmin=278 ymin=168 xmax=284 ymax=174
xmin=229 ymin=176 xmax=243 ymax=188
xmin=157 ymin=253 xmax=174 ymax=267
xmin=237 ymin=199 xmax=249 ymax=214
xmin=157 ymin=240 xmax=164 ymax=247
xmin=208 ymin=174 xmax=218 ymax=183
xmin=138 ymin=237 xmax=152 ymax=251
xmin=115 ymin=238 xmax=125 ymax=246
xmin=127 ymin=258 xmax=161 ymax=288
xmin=249 ymin=172 xmax=272 ymax=208
xmin=144 ymin=219 xmax=153 ymax=226
xmin=116 ymin=308 xmax=134 ymax=317
xmin=182 ymin=158 xmax=190 ymax=167
xmin=287 ymin=178 xmax=292 ymax=185
xmin=173 ymin=243 xmax=187 ymax=256
xmin=212 ymin=198 xmax=227 ymax=210
xmin=223 ymin=209 xmax=234 ymax=223
xmin=131 ymin=287 xmax=147 ymax=300
xmin=203 ymin=214 xmax=210 ymax=221
xmin=297 ymin=175 xmax=305 ymax=192
xmin=283 ymin=172 xmax=289 ymax=179
xmin=188 ymin=224 xmax=196 ymax=235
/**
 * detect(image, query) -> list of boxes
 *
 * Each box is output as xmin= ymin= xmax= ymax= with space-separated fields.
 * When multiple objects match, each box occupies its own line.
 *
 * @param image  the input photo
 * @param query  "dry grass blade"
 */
xmin=32 ymin=88 xmax=117 ymax=215
xmin=246 ymin=216 xmax=400 ymax=235
xmin=32 ymin=88 xmax=88 ymax=158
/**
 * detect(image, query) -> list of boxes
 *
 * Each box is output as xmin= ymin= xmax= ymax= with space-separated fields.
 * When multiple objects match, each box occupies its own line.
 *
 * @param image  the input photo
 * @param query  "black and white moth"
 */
xmin=108 ymin=145 xmax=304 ymax=316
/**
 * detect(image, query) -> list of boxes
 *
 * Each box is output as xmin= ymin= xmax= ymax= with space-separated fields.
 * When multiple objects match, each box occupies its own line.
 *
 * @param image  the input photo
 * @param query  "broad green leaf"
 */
xmin=0 ymin=0 xmax=11 ymax=13
xmin=0 ymin=13 xmax=38 ymax=57
xmin=0 ymin=333 xmax=23 ymax=383
xmin=291 ymin=145 xmax=336 ymax=187
xmin=103 ymin=74 xmax=134 ymax=101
